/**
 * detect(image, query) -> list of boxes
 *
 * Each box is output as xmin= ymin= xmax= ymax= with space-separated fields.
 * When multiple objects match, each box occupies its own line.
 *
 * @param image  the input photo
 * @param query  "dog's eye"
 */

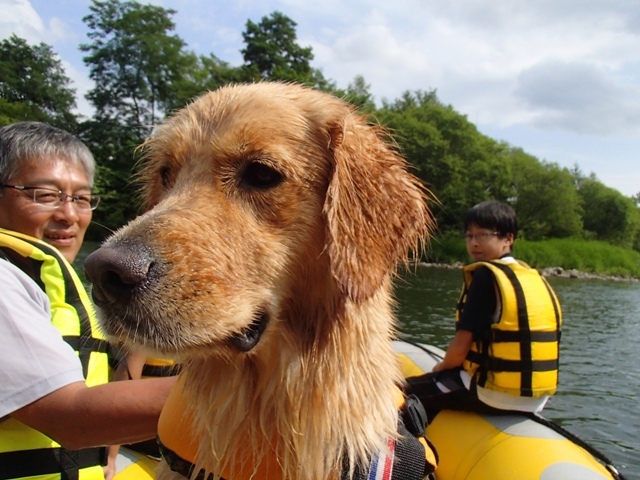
xmin=241 ymin=162 xmax=283 ymax=190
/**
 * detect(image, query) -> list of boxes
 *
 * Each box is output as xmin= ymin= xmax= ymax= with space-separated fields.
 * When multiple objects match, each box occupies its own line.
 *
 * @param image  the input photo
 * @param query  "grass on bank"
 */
xmin=423 ymin=233 xmax=640 ymax=279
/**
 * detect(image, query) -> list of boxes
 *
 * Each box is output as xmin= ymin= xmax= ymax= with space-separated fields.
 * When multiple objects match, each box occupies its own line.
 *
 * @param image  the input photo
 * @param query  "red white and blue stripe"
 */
xmin=367 ymin=437 xmax=396 ymax=480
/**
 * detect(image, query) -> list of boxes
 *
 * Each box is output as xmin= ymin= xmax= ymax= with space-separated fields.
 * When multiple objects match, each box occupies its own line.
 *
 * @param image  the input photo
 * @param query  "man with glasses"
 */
xmin=405 ymin=200 xmax=562 ymax=418
xmin=0 ymin=122 xmax=174 ymax=480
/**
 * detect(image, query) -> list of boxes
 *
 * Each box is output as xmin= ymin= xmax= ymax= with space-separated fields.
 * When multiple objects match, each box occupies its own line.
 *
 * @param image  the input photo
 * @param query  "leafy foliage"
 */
xmin=377 ymin=91 xmax=512 ymax=230
xmin=0 ymin=35 xmax=78 ymax=130
xmin=241 ymin=11 xmax=328 ymax=88
xmin=577 ymin=178 xmax=640 ymax=249
xmin=163 ymin=52 xmax=249 ymax=113
xmin=508 ymin=148 xmax=583 ymax=240
xmin=331 ymin=75 xmax=377 ymax=112
xmin=516 ymin=238 xmax=640 ymax=278
xmin=77 ymin=117 xmax=145 ymax=238
xmin=80 ymin=0 xmax=190 ymax=138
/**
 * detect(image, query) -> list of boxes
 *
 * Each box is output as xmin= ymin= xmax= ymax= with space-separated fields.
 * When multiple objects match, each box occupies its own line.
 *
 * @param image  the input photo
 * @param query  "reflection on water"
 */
xmin=395 ymin=266 xmax=640 ymax=480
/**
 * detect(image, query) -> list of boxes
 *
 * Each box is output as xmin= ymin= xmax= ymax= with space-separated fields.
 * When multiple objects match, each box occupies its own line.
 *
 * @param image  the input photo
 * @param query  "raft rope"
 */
xmin=400 ymin=338 xmax=628 ymax=480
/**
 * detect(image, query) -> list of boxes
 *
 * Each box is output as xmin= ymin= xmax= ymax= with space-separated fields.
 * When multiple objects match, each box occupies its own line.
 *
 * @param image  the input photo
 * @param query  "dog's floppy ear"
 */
xmin=324 ymin=112 xmax=434 ymax=303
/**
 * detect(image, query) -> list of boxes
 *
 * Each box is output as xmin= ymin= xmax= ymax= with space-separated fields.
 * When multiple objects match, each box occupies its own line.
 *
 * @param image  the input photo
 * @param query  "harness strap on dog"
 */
xmin=342 ymin=394 xmax=437 ymax=480
xmin=157 ymin=438 xmax=217 ymax=480
xmin=158 ymin=393 xmax=437 ymax=480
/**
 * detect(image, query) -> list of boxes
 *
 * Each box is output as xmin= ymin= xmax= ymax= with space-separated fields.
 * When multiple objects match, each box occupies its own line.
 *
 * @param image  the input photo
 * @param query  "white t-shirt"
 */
xmin=0 ymin=259 xmax=84 ymax=418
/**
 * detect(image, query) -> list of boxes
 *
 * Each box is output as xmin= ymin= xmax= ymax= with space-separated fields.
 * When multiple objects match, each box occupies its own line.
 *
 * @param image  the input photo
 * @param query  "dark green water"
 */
xmin=395 ymin=266 xmax=640 ymax=479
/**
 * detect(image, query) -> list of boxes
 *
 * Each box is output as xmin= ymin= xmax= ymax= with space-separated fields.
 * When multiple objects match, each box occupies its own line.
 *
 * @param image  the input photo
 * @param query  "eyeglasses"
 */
xmin=1 ymin=184 xmax=100 ymax=211
xmin=463 ymin=232 xmax=499 ymax=243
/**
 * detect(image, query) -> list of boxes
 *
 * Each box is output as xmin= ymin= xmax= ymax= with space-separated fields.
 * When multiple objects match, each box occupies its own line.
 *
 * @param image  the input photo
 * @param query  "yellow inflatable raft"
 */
xmin=394 ymin=340 xmax=620 ymax=480
xmin=113 ymin=447 xmax=158 ymax=479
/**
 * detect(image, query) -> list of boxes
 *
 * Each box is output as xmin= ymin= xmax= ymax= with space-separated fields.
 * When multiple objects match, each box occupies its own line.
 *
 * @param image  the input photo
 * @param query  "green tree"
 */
xmin=241 ymin=11 xmax=327 ymax=87
xmin=333 ymin=75 xmax=376 ymax=112
xmin=0 ymin=35 xmax=77 ymax=130
xmin=80 ymin=0 xmax=197 ymax=236
xmin=163 ymin=52 xmax=248 ymax=113
xmin=377 ymin=90 xmax=512 ymax=231
xmin=577 ymin=178 xmax=640 ymax=249
xmin=508 ymin=149 xmax=583 ymax=240
xmin=80 ymin=0 xmax=191 ymax=139
xmin=78 ymin=117 xmax=144 ymax=239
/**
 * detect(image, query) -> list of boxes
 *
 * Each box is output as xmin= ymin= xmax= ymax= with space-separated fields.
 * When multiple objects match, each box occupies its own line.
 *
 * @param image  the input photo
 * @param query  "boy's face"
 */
xmin=464 ymin=223 xmax=514 ymax=262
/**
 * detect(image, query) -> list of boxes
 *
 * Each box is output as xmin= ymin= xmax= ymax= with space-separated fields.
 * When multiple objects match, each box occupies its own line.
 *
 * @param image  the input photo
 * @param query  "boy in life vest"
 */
xmin=0 ymin=122 xmax=175 ymax=480
xmin=406 ymin=200 xmax=562 ymax=417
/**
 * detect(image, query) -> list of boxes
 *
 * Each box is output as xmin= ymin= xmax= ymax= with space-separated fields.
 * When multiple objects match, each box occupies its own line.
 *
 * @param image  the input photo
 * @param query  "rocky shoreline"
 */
xmin=417 ymin=262 xmax=639 ymax=283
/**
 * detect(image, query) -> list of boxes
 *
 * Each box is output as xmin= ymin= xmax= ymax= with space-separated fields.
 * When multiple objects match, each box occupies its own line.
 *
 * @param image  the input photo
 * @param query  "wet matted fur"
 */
xmin=86 ymin=82 xmax=434 ymax=480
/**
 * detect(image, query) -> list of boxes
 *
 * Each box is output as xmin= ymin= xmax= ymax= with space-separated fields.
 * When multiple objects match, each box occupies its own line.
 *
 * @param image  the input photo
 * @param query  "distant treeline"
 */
xmin=424 ymin=234 xmax=640 ymax=278
xmin=1 ymin=1 xmax=638 ymax=250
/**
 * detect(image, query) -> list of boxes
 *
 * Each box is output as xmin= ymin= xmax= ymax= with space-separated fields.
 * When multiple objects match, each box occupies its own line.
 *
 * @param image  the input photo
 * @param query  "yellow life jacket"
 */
xmin=0 ymin=228 xmax=110 ymax=480
xmin=124 ymin=357 xmax=178 ymax=460
xmin=157 ymin=376 xmax=437 ymax=479
xmin=457 ymin=259 xmax=562 ymax=398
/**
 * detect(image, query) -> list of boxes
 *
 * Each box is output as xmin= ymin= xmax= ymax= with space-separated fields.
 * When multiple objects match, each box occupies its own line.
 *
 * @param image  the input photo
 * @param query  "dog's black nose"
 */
xmin=84 ymin=243 xmax=154 ymax=306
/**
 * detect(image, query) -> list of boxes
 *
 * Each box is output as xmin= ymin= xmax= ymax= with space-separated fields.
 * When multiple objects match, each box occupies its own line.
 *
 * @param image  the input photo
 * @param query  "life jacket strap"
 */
xmin=488 ymin=358 xmax=559 ymax=373
xmin=489 ymin=330 xmax=560 ymax=343
xmin=344 ymin=395 xmax=437 ymax=480
xmin=467 ymin=349 xmax=559 ymax=372
xmin=0 ymin=446 xmax=107 ymax=480
xmin=62 ymin=336 xmax=110 ymax=353
xmin=157 ymin=437 xmax=217 ymax=480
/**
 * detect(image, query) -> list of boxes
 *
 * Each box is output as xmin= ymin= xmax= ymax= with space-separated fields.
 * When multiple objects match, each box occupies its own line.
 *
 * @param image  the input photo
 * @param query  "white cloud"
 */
xmin=514 ymin=61 xmax=640 ymax=135
xmin=0 ymin=0 xmax=46 ymax=42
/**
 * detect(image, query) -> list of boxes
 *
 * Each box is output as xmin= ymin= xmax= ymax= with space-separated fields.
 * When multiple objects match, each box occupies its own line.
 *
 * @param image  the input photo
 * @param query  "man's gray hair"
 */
xmin=0 ymin=121 xmax=96 ymax=187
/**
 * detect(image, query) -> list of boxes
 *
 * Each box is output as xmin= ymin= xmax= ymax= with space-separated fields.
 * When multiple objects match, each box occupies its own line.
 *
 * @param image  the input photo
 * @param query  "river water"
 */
xmin=395 ymin=266 xmax=639 ymax=479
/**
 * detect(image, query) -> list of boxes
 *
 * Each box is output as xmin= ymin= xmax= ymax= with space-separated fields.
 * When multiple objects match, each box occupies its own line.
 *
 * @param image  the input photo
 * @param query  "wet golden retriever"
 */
xmin=85 ymin=82 xmax=433 ymax=480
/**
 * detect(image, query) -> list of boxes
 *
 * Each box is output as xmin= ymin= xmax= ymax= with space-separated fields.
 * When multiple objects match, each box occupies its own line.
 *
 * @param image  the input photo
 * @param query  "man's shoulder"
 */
xmin=1 ymin=257 xmax=35 ymax=283
xmin=0 ymin=258 xmax=48 ymax=306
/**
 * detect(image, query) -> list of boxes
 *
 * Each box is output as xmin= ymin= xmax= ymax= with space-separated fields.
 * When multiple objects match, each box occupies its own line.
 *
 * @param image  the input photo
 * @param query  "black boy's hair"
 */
xmin=463 ymin=200 xmax=518 ymax=240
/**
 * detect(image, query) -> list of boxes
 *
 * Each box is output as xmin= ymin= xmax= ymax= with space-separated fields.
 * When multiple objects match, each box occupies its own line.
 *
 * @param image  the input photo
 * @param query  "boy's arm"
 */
xmin=432 ymin=330 xmax=473 ymax=372
xmin=433 ymin=267 xmax=496 ymax=372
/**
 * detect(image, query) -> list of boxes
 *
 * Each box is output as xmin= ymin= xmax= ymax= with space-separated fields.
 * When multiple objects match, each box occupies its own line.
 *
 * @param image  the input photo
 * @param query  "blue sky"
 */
xmin=2 ymin=0 xmax=639 ymax=197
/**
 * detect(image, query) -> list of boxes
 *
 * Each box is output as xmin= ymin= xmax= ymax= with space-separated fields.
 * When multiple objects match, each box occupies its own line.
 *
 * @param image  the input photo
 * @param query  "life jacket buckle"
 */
xmin=401 ymin=394 xmax=428 ymax=437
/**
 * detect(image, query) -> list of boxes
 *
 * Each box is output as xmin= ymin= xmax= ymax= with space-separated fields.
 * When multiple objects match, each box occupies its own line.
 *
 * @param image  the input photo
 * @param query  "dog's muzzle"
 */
xmin=84 ymin=242 xmax=157 ymax=310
